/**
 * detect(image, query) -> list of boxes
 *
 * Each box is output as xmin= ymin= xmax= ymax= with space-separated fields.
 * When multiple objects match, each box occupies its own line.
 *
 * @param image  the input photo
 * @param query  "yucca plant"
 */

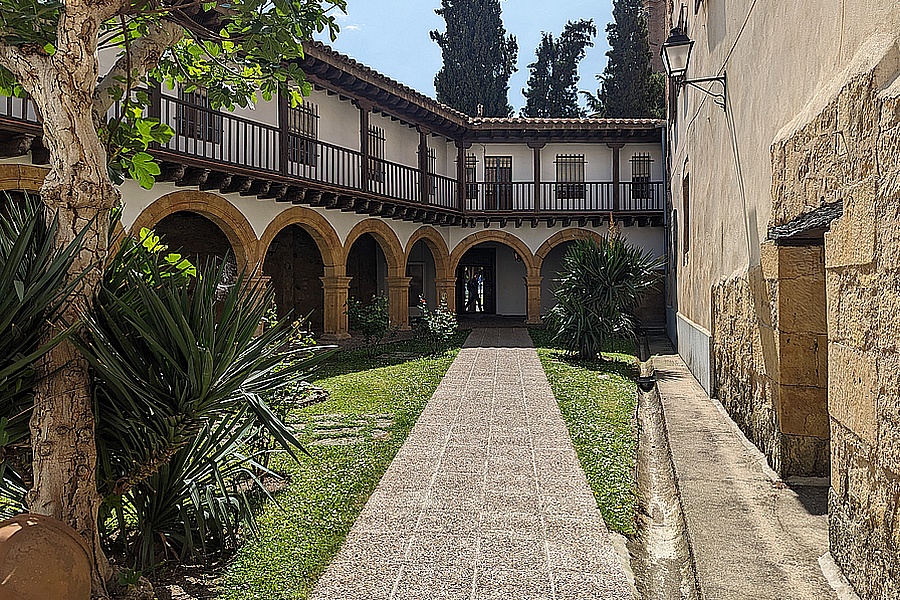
xmin=78 ymin=235 xmax=333 ymax=569
xmin=546 ymin=234 xmax=662 ymax=360
xmin=0 ymin=193 xmax=86 ymax=510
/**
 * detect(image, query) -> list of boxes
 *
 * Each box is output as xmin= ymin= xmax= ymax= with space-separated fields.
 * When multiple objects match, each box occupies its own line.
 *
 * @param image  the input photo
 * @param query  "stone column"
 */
xmin=436 ymin=276 xmax=457 ymax=312
xmin=320 ymin=275 xmax=352 ymax=340
xmin=387 ymin=275 xmax=412 ymax=331
xmin=525 ymin=275 xmax=543 ymax=325
xmin=250 ymin=274 xmax=272 ymax=336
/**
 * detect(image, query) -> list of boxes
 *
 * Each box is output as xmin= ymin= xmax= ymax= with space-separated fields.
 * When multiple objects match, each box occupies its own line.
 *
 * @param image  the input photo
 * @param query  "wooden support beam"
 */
xmin=286 ymin=186 xmax=307 ymax=204
xmin=0 ymin=134 xmax=34 ymax=158
xmin=220 ymin=176 xmax=247 ymax=194
xmin=242 ymin=179 xmax=270 ymax=197
xmin=159 ymin=163 xmax=186 ymax=183
xmin=176 ymin=168 xmax=209 ymax=188
xmin=200 ymin=171 xmax=230 ymax=191
xmin=261 ymin=183 xmax=288 ymax=200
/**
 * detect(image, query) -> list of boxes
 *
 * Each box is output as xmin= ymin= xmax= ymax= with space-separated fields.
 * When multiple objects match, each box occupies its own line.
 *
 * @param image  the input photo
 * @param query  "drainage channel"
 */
xmin=628 ymin=357 xmax=701 ymax=600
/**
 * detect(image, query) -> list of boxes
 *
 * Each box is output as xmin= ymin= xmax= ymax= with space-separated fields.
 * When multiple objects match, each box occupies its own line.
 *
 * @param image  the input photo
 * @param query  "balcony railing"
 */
xmin=0 ymin=91 xmax=664 ymax=216
xmin=0 ymin=95 xmax=40 ymax=129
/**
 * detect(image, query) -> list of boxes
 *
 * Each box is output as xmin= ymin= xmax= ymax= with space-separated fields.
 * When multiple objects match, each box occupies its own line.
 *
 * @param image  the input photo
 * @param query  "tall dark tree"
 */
xmin=587 ymin=0 xmax=664 ymax=118
xmin=431 ymin=0 xmax=518 ymax=117
xmin=522 ymin=19 xmax=597 ymax=118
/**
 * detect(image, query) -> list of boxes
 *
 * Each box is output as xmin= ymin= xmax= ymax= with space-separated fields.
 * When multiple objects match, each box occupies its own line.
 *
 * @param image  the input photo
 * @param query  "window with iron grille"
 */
xmin=485 ymin=156 xmax=513 ymax=210
xmin=287 ymin=101 xmax=318 ymax=166
xmin=631 ymin=153 xmax=653 ymax=199
xmin=177 ymin=88 xmax=221 ymax=143
xmin=555 ymin=154 xmax=585 ymax=199
xmin=465 ymin=154 xmax=478 ymax=199
xmin=428 ymin=147 xmax=437 ymax=196
xmin=367 ymin=125 xmax=386 ymax=183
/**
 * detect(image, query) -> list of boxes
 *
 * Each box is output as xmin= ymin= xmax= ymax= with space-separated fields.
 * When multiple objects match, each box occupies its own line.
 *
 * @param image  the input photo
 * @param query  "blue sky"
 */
xmin=319 ymin=1 xmax=614 ymax=113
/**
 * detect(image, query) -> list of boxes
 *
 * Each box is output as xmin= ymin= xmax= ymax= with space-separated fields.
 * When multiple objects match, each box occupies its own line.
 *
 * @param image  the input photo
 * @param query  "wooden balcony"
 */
xmin=0 ymin=92 xmax=664 ymax=227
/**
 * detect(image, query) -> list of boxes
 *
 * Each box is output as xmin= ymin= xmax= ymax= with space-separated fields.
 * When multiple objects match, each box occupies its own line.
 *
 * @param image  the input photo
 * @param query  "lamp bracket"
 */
xmin=679 ymin=73 xmax=727 ymax=111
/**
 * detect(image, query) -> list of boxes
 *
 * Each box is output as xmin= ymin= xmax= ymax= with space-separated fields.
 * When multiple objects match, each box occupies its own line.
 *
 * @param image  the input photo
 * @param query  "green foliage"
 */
xmin=77 ymin=238 xmax=333 ymax=569
xmin=0 ymin=194 xmax=86 ymax=508
xmin=431 ymin=0 xmax=518 ymax=117
xmin=0 ymin=0 xmax=347 ymax=189
xmin=346 ymin=295 xmax=396 ymax=353
xmin=413 ymin=295 xmax=458 ymax=354
xmin=219 ymin=334 xmax=467 ymax=599
xmin=586 ymin=0 xmax=664 ymax=118
xmin=530 ymin=328 xmax=638 ymax=534
xmin=546 ymin=235 xmax=662 ymax=360
xmin=522 ymin=20 xmax=597 ymax=118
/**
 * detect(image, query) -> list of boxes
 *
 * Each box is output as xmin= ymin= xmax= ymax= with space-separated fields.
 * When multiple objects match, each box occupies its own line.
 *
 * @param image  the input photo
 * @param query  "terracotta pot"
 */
xmin=0 ymin=513 xmax=91 ymax=600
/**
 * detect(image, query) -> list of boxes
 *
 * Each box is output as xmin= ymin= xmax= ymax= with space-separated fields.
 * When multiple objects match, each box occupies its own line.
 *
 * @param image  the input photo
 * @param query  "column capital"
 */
xmin=524 ymin=275 xmax=543 ymax=287
xmin=320 ymin=275 xmax=353 ymax=288
xmin=386 ymin=275 xmax=413 ymax=287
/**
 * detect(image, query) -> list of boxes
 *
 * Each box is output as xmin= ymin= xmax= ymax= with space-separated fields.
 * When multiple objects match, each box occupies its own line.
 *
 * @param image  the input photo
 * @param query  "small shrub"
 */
xmin=414 ymin=295 xmax=458 ymax=354
xmin=346 ymin=295 xmax=397 ymax=353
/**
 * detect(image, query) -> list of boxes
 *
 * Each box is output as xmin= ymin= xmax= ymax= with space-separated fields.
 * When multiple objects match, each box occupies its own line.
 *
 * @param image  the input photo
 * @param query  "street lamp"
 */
xmin=661 ymin=27 xmax=726 ymax=111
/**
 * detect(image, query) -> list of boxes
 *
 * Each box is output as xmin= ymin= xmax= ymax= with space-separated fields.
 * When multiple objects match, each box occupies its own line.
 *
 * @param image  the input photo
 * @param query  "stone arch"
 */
xmin=405 ymin=226 xmax=451 ymax=282
xmin=258 ymin=206 xmax=342 ymax=271
xmin=449 ymin=230 xmax=537 ymax=277
xmin=343 ymin=218 xmax=406 ymax=276
xmin=130 ymin=190 xmax=258 ymax=269
xmin=0 ymin=164 xmax=47 ymax=192
xmin=534 ymin=228 xmax=603 ymax=272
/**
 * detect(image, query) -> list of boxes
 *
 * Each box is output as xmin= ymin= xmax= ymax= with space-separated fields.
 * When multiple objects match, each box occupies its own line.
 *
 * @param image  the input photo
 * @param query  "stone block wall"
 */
xmin=712 ymin=267 xmax=782 ymax=470
xmin=769 ymin=46 xmax=900 ymax=600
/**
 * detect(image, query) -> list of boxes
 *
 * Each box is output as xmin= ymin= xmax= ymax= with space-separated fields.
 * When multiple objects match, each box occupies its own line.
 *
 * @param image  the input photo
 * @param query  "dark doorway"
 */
xmin=155 ymin=211 xmax=235 ymax=279
xmin=262 ymin=224 xmax=325 ymax=333
xmin=346 ymin=233 xmax=384 ymax=302
xmin=456 ymin=247 xmax=496 ymax=314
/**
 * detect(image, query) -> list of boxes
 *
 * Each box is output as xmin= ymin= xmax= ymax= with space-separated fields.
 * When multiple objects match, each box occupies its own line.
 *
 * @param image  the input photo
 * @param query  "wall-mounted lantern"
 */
xmin=661 ymin=27 xmax=727 ymax=111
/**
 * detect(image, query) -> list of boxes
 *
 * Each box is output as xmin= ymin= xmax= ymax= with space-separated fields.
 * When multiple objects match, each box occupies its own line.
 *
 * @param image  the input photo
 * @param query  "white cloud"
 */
xmin=345 ymin=24 xmax=362 ymax=31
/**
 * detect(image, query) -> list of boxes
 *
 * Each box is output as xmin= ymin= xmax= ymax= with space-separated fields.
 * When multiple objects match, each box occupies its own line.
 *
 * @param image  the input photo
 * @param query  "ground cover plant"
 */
xmin=529 ymin=327 xmax=638 ymax=534
xmin=216 ymin=331 xmax=469 ymax=599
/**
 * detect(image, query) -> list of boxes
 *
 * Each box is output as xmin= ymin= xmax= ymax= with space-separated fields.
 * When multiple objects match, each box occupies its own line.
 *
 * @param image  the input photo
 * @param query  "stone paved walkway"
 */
xmin=311 ymin=328 xmax=634 ymax=600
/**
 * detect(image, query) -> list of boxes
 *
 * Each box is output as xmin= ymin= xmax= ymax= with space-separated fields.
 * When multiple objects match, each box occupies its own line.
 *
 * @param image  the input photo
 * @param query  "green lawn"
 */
xmin=529 ymin=328 xmax=639 ymax=535
xmin=218 ymin=332 xmax=468 ymax=600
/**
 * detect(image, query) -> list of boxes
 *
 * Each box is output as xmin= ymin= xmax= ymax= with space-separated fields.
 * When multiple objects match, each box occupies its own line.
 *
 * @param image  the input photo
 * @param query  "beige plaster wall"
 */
xmin=671 ymin=3 xmax=900 ymax=597
xmin=669 ymin=0 xmax=900 ymax=331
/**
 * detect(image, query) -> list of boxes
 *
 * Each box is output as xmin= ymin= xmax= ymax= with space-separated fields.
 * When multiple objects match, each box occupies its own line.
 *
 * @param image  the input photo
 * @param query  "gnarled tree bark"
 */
xmin=1 ymin=3 xmax=122 ymax=596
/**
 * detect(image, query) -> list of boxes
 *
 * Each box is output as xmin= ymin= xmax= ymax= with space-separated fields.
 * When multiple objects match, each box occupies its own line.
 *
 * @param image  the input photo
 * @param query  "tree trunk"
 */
xmin=21 ymin=9 xmax=121 ymax=597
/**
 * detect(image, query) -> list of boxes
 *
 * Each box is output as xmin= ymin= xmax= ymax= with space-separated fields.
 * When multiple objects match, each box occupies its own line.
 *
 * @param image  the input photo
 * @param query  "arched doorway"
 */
xmin=455 ymin=242 xmax=527 ymax=316
xmin=539 ymin=241 xmax=575 ymax=315
xmin=262 ymin=224 xmax=325 ymax=333
xmin=154 ymin=210 xmax=237 ymax=280
xmin=407 ymin=239 xmax=437 ymax=317
xmin=346 ymin=233 xmax=387 ymax=303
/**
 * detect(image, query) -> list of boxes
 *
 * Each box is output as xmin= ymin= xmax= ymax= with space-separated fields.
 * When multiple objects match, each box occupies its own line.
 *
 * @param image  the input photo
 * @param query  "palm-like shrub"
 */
xmin=78 ymin=235 xmax=333 ymax=569
xmin=546 ymin=235 xmax=662 ymax=360
xmin=0 ymin=194 xmax=85 ymax=515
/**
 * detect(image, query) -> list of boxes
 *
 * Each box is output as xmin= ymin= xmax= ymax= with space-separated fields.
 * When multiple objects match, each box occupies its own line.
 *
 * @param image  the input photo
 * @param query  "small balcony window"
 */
xmin=465 ymin=154 xmax=478 ymax=200
xmin=177 ymin=88 xmax=221 ymax=143
xmin=287 ymin=101 xmax=318 ymax=167
xmin=631 ymin=153 xmax=653 ymax=199
xmin=367 ymin=125 xmax=386 ymax=183
xmin=556 ymin=154 xmax=586 ymax=200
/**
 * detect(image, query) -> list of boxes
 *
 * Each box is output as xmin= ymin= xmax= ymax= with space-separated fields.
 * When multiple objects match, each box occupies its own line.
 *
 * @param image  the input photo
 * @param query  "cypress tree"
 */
xmin=522 ymin=20 xmax=597 ymax=118
xmin=431 ymin=0 xmax=518 ymax=117
xmin=588 ymin=0 xmax=664 ymax=118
